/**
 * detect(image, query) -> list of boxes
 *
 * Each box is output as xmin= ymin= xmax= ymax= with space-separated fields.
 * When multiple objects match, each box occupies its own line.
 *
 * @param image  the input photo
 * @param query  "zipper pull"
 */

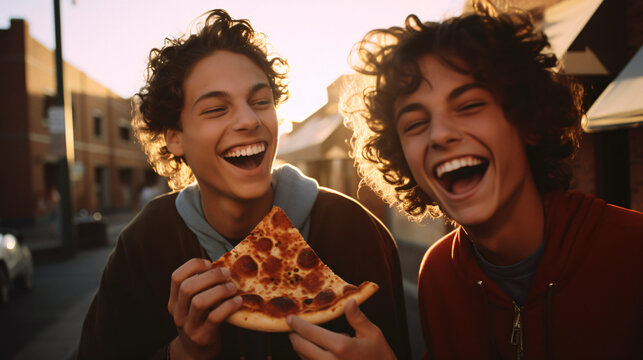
xmin=511 ymin=302 xmax=524 ymax=360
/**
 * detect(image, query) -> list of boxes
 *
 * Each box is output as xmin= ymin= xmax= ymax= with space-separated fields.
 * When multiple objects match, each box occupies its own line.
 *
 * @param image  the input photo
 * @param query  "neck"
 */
xmin=465 ymin=180 xmax=545 ymax=265
xmin=200 ymin=187 xmax=274 ymax=240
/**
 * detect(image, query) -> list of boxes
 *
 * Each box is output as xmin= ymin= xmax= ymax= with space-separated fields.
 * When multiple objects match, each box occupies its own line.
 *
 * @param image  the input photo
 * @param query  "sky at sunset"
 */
xmin=1 ymin=0 xmax=466 ymax=123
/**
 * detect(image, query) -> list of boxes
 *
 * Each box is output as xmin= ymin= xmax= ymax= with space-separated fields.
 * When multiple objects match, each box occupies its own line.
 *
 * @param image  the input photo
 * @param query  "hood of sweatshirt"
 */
xmin=452 ymin=190 xmax=609 ymax=306
xmin=175 ymin=164 xmax=319 ymax=261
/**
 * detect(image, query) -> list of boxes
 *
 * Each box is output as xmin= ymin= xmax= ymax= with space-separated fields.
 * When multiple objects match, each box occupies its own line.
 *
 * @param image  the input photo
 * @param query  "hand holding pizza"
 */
xmin=167 ymin=258 xmax=243 ymax=359
xmin=287 ymin=299 xmax=397 ymax=360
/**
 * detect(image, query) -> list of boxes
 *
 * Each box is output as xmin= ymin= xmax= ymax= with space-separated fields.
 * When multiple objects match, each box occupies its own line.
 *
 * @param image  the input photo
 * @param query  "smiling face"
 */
xmin=395 ymin=55 xmax=538 ymax=227
xmin=165 ymin=50 xmax=279 ymax=204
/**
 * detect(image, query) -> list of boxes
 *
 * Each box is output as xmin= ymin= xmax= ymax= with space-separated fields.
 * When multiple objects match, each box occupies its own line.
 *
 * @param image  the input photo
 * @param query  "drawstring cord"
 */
xmin=544 ymin=282 xmax=557 ymax=359
xmin=477 ymin=280 xmax=502 ymax=359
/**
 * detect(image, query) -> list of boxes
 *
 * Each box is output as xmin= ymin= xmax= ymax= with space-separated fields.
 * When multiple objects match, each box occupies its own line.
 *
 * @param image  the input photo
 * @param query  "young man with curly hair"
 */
xmin=77 ymin=9 xmax=411 ymax=360
xmin=287 ymin=2 xmax=643 ymax=359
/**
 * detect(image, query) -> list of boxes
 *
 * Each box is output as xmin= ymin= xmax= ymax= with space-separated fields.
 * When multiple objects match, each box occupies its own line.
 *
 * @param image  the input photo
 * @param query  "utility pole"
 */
xmin=53 ymin=0 xmax=77 ymax=257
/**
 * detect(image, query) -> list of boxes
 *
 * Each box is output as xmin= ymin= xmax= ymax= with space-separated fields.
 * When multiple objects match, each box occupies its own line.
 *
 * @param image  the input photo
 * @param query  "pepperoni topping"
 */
xmin=271 ymin=210 xmax=292 ymax=230
xmin=302 ymin=272 xmax=324 ymax=293
xmin=297 ymin=248 xmax=319 ymax=269
xmin=255 ymin=237 xmax=273 ymax=252
xmin=232 ymin=255 xmax=258 ymax=278
xmin=267 ymin=297 xmax=297 ymax=317
xmin=262 ymin=255 xmax=282 ymax=277
xmin=313 ymin=290 xmax=336 ymax=307
xmin=242 ymin=294 xmax=263 ymax=309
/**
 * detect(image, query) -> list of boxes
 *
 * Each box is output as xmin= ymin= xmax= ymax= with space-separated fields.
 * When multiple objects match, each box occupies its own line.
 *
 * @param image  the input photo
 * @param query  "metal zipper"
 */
xmin=511 ymin=301 xmax=524 ymax=360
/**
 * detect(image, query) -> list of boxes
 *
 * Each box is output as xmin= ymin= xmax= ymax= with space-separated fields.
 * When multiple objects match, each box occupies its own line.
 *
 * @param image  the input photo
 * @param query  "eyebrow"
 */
xmin=192 ymin=82 xmax=272 ymax=109
xmin=447 ymin=82 xmax=485 ymax=102
xmin=394 ymin=82 xmax=486 ymax=122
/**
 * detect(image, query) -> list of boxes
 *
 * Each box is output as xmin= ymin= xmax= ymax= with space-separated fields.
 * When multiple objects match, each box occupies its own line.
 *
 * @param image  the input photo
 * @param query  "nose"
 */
xmin=429 ymin=112 xmax=462 ymax=150
xmin=232 ymin=104 xmax=261 ymax=131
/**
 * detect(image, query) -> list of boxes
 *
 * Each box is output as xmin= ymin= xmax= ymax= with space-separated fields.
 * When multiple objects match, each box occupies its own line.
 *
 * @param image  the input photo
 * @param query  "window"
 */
xmin=118 ymin=118 xmax=131 ymax=142
xmin=43 ymin=94 xmax=56 ymax=119
xmin=93 ymin=111 xmax=104 ymax=138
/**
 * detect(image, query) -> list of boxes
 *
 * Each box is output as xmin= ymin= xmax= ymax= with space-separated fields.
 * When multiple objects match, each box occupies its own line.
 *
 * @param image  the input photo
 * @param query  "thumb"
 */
xmin=345 ymin=299 xmax=378 ymax=338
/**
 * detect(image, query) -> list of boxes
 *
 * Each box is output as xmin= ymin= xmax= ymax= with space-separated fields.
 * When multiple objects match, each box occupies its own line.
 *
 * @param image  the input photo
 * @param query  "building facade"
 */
xmin=0 ymin=19 xmax=151 ymax=229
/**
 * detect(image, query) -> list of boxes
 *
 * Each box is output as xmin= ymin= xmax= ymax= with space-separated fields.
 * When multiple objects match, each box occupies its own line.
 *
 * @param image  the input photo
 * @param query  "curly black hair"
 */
xmin=344 ymin=1 xmax=583 ymax=221
xmin=132 ymin=9 xmax=289 ymax=190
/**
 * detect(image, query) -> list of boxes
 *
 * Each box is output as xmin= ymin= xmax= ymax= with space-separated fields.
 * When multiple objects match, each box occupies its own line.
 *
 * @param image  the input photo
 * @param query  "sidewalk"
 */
xmin=8 ymin=211 xmax=134 ymax=360
xmin=21 ymin=211 xmax=134 ymax=264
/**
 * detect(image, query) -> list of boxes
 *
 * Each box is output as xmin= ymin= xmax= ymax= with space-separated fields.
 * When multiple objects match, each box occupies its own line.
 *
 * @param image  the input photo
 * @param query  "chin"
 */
xmin=233 ymin=182 xmax=273 ymax=202
xmin=444 ymin=204 xmax=495 ymax=228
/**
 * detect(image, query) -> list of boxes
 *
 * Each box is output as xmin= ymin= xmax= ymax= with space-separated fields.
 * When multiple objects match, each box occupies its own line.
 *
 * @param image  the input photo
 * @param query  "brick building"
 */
xmin=0 ymin=19 xmax=151 ymax=229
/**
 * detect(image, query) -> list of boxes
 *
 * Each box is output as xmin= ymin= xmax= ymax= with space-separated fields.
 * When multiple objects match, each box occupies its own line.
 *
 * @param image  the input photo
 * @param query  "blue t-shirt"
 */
xmin=471 ymin=241 xmax=544 ymax=306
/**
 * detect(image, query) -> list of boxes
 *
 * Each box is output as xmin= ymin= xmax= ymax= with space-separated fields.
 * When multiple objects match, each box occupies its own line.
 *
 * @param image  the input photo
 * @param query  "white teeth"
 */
xmin=223 ymin=143 xmax=266 ymax=158
xmin=435 ymin=156 xmax=483 ymax=178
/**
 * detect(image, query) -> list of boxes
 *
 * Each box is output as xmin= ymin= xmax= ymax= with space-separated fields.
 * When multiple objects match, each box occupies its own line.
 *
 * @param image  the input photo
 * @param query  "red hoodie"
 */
xmin=418 ymin=191 xmax=643 ymax=359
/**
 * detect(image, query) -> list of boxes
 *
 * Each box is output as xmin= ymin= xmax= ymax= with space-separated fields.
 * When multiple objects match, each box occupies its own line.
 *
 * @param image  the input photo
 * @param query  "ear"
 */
xmin=165 ymin=128 xmax=185 ymax=156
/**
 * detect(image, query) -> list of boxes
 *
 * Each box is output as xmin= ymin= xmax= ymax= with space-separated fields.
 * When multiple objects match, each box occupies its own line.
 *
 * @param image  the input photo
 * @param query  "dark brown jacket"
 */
xmin=78 ymin=188 xmax=411 ymax=359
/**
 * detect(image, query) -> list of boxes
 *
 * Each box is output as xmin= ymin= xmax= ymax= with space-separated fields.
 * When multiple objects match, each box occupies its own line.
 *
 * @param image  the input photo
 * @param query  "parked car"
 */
xmin=0 ymin=229 xmax=34 ymax=307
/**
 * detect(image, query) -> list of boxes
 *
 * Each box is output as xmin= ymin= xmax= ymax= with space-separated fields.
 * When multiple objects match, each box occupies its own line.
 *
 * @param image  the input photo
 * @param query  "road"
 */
xmin=0 ymin=213 xmax=130 ymax=360
xmin=0 ymin=214 xmax=429 ymax=359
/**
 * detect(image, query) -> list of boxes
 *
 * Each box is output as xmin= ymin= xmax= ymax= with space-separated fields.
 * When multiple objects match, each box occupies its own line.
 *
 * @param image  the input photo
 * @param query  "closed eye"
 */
xmin=402 ymin=119 xmax=429 ymax=134
xmin=200 ymin=107 xmax=226 ymax=116
xmin=252 ymin=99 xmax=273 ymax=107
xmin=458 ymin=101 xmax=486 ymax=112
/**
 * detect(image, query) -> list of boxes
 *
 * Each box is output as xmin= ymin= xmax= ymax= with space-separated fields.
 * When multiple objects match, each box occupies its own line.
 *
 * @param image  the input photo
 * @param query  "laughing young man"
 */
xmin=287 ymin=2 xmax=643 ymax=359
xmin=77 ymin=10 xmax=411 ymax=360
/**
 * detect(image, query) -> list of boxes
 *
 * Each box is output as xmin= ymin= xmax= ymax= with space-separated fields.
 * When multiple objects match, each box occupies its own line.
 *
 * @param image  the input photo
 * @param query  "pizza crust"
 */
xmin=226 ymin=281 xmax=379 ymax=332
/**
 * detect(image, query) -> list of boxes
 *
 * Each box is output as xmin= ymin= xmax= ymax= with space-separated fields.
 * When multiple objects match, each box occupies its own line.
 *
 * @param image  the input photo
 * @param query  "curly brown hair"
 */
xmin=132 ymin=9 xmax=289 ymax=190
xmin=344 ymin=2 xmax=583 ymax=221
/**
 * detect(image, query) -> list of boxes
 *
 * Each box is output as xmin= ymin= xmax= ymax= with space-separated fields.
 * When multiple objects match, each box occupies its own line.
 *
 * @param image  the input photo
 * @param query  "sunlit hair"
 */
xmin=132 ymin=9 xmax=289 ymax=190
xmin=344 ymin=1 xmax=583 ymax=221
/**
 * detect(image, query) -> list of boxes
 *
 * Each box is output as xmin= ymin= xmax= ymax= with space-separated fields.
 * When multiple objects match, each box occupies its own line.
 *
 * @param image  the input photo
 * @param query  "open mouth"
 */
xmin=434 ymin=156 xmax=489 ymax=195
xmin=222 ymin=142 xmax=267 ymax=170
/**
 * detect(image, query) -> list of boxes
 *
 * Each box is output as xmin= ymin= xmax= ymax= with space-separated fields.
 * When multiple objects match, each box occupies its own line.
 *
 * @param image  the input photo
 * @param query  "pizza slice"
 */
xmin=211 ymin=206 xmax=379 ymax=332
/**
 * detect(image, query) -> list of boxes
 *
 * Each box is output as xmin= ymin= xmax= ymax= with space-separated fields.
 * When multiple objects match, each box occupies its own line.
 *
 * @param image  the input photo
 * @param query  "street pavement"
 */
xmin=0 ymin=212 xmax=133 ymax=360
xmin=0 ymin=212 xmax=429 ymax=360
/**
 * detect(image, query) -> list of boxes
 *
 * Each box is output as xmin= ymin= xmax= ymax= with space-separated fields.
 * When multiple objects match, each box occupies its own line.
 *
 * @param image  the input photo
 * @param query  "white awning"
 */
xmin=542 ymin=0 xmax=603 ymax=60
xmin=584 ymin=45 xmax=643 ymax=131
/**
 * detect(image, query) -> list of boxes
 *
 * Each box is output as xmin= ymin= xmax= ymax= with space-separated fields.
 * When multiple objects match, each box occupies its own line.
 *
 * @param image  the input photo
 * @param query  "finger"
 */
xmin=173 ymin=267 xmax=231 ymax=325
xmin=183 ymin=281 xmax=238 ymax=332
xmin=168 ymin=259 xmax=213 ymax=313
xmin=287 ymin=315 xmax=348 ymax=353
xmin=344 ymin=299 xmax=380 ymax=338
xmin=205 ymin=295 xmax=243 ymax=327
xmin=288 ymin=332 xmax=333 ymax=360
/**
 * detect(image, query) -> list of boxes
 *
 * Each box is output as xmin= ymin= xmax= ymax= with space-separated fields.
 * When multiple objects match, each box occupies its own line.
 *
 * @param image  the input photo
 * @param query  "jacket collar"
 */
xmin=451 ymin=191 xmax=608 ymax=306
